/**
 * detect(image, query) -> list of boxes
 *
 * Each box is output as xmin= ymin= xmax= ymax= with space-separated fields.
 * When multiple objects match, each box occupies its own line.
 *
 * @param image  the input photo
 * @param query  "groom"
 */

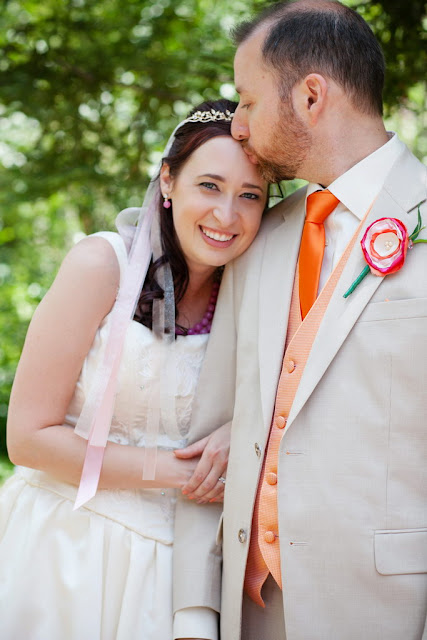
xmin=220 ymin=1 xmax=427 ymax=639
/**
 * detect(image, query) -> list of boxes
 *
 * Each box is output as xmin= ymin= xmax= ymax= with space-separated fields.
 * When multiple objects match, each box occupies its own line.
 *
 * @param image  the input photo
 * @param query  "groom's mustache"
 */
xmin=241 ymin=142 xmax=260 ymax=165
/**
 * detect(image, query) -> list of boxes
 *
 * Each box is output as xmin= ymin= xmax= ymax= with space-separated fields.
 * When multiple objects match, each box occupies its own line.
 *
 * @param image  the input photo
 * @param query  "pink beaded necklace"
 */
xmin=175 ymin=281 xmax=220 ymax=336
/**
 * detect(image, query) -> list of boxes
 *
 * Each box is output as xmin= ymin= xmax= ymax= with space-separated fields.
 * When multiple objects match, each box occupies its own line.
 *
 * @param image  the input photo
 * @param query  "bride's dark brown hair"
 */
xmin=134 ymin=98 xmax=238 ymax=331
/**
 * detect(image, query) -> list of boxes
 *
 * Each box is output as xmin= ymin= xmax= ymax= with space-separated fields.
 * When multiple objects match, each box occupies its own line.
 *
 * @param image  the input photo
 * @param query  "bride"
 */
xmin=0 ymin=99 xmax=268 ymax=640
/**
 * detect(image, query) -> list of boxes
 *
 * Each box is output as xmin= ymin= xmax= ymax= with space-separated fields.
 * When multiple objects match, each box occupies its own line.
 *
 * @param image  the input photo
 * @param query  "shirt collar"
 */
xmin=306 ymin=133 xmax=405 ymax=220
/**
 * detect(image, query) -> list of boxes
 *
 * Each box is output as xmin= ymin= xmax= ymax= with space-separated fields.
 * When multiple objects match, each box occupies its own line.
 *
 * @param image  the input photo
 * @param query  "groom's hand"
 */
xmin=174 ymin=421 xmax=231 ymax=503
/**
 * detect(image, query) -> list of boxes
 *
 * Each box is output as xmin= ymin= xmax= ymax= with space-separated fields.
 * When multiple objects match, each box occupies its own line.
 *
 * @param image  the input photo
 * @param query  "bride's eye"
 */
xmin=200 ymin=182 xmax=219 ymax=191
xmin=241 ymin=192 xmax=259 ymax=200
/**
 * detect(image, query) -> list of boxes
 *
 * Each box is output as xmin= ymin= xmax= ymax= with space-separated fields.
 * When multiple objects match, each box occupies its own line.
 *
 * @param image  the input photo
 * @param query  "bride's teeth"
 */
xmin=202 ymin=227 xmax=233 ymax=242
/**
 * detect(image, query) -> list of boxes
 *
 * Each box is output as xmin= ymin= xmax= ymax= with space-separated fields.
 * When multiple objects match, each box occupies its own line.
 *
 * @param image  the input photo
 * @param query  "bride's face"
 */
xmin=160 ymin=135 xmax=267 ymax=278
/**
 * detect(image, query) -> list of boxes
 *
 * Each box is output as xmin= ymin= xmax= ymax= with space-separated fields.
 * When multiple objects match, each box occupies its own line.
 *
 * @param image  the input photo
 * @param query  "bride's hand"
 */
xmin=173 ymin=421 xmax=231 ymax=503
xmin=156 ymin=450 xmax=200 ymax=489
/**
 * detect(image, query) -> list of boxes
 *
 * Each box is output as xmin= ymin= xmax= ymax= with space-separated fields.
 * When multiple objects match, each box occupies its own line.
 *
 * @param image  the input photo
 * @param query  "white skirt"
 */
xmin=0 ymin=470 xmax=174 ymax=640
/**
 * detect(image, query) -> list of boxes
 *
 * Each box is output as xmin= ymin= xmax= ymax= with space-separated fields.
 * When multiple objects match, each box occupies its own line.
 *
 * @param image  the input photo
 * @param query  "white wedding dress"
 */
xmin=0 ymin=233 xmax=209 ymax=640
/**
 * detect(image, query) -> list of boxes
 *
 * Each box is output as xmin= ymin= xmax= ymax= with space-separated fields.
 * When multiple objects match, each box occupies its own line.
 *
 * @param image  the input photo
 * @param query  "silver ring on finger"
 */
xmin=218 ymin=476 xmax=226 ymax=484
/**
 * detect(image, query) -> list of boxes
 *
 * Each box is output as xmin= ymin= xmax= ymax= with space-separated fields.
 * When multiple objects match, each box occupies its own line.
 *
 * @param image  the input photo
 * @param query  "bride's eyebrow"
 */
xmin=197 ymin=174 xmax=263 ymax=191
xmin=197 ymin=173 xmax=225 ymax=181
xmin=242 ymin=182 xmax=264 ymax=191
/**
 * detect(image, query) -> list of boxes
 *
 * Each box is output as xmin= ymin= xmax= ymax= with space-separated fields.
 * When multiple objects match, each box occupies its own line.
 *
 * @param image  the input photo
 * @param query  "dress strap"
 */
xmin=92 ymin=231 xmax=129 ymax=287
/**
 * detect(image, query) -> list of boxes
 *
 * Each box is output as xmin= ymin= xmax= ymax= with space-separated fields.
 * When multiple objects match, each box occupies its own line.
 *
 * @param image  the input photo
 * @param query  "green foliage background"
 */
xmin=0 ymin=0 xmax=426 ymax=461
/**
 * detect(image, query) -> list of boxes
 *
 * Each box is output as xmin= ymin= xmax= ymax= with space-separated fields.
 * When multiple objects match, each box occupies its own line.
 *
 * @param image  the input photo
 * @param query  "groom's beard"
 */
xmin=244 ymin=102 xmax=312 ymax=183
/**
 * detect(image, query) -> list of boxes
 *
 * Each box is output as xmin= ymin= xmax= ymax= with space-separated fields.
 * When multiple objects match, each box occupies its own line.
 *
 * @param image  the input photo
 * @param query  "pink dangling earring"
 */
xmin=163 ymin=194 xmax=171 ymax=209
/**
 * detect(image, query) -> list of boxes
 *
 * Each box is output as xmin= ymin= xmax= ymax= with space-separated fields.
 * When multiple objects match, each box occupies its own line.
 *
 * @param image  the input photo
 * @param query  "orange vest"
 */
xmin=245 ymin=216 xmax=368 ymax=607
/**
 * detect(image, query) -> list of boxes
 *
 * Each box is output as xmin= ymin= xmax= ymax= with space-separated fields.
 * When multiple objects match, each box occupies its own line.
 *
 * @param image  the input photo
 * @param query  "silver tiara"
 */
xmin=180 ymin=108 xmax=235 ymax=126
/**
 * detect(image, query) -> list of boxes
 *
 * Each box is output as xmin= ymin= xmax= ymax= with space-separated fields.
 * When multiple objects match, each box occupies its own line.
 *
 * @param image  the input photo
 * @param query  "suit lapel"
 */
xmin=287 ymin=146 xmax=427 ymax=429
xmin=259 ymin=192 xmax=305 ymax=430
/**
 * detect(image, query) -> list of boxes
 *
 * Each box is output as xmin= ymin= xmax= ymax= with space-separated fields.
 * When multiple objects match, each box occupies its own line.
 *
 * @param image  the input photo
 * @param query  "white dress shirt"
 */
xmin=305 ymin=132 xmax=405 ymax=293
xmin=174 ymin=606 xmax=218 ymax=640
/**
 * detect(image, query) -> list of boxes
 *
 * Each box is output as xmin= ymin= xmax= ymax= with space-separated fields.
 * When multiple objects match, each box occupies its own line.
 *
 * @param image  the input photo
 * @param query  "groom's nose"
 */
xmin=231 ymin=109 xmax=249 ymax=141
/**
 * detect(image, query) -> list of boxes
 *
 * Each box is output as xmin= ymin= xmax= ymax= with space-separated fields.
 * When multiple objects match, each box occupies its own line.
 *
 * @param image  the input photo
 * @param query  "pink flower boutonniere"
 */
xmin=343 ymin=207 xmax=426 ymax=298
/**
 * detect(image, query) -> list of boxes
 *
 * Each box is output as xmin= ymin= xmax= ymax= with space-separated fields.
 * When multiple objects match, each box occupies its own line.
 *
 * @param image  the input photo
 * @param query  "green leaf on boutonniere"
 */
xmin=410 ymin=207 xmax=427 ymax=244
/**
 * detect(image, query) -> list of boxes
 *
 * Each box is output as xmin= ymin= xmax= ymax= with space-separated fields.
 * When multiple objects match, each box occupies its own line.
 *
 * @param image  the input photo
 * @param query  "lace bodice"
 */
xmin=66 ymin=317 xmax=208 ymax=451
xmin=65 ymin=231 xmax=209 ymax=450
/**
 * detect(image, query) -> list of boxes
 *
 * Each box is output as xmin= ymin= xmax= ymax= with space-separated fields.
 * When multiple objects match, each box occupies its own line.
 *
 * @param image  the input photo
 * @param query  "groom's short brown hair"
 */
xmin=233 ymin=0 xmax=385 ymax=116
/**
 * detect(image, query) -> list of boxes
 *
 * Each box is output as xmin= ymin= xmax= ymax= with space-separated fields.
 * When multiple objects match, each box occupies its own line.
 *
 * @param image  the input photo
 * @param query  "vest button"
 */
xmin=264 ymin=531 xmax=276 ymax=543
xmin=266 ymin=472 xmax=277 ymax=485
xmin=254 ymin=443 xmax=262 ymax=457
xmin=238 ymin=528 xmax=247 ymax=544
xmin=275 ymin=416 xmax=287 ymax=429
xmin=287 ymin=359 xmax=296 ymax=373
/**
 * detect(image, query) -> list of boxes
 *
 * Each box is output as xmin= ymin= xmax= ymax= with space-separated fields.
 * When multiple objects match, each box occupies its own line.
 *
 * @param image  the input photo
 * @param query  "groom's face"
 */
xmin=232 ymin=27 xmax=311 ymax=182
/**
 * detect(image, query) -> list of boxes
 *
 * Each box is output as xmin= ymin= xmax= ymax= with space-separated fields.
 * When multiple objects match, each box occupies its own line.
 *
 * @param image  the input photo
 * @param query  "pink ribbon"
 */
xmin=74 ymin=198 xmax=156 ymax=509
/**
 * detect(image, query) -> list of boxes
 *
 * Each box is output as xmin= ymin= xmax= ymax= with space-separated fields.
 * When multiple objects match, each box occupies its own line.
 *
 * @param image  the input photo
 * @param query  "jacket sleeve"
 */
xmin=172 ymin=263 xmax=237 ymax=624
xmin=173 ymin=496 xmax=223 ymax=614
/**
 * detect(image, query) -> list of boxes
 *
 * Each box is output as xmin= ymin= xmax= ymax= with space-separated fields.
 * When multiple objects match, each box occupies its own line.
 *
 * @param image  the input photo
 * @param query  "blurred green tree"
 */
xmin=0 ymin=0 xmax=425 ymax=458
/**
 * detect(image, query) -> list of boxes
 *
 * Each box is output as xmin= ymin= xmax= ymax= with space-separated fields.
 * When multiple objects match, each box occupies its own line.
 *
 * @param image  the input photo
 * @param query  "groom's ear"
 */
xmin=292 ymin=73 xmax=328 ymax=126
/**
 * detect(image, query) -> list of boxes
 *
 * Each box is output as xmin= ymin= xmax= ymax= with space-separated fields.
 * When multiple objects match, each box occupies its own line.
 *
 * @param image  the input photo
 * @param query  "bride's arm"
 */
xmin=7 ymin=236 xmax=197 ymax=489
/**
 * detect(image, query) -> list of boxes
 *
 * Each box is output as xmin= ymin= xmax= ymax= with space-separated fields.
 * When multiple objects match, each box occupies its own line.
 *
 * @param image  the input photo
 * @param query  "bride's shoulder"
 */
xmin=47 ymin=234 xmax=120 ymax=318
xmin=62 ymin=233 xmax=121 ymax=277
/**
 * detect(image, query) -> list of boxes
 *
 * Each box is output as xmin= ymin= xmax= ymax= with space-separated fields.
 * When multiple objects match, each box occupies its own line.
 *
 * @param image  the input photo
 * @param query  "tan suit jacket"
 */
xmin=217 ymin=144 xmax=427 ymax=639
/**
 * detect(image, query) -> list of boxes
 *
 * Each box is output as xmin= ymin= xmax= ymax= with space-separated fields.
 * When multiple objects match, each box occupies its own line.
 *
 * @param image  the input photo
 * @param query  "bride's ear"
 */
xmin=160 ymin=163 xmax=174 ymax=196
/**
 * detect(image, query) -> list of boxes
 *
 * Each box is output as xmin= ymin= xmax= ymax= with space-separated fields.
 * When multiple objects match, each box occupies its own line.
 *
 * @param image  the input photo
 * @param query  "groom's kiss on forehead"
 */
xmin=232 ymin=25 xmax=311 ymax=183
xmin=231 ymin=0 xmax=388 ymax=186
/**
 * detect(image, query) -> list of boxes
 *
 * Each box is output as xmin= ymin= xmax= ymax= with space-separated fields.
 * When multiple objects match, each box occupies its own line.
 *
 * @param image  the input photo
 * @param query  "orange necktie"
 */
xmin=299 ymin=189 xmax=339 ymax=319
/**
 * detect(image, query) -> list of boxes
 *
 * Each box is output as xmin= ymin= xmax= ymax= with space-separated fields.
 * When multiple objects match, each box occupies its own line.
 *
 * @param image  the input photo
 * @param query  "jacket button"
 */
xmin=266 ymin=472 xmax=277 ymax=485
xmin=254 ymin=443 xmax=261 ymax=457
xmin=275 ymin=416 xmax=287 ymax=429
xmin=264 ymin=531 xmax=276 ymax=543
xmin=238 ymin=528 xmax=247 ymax=543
